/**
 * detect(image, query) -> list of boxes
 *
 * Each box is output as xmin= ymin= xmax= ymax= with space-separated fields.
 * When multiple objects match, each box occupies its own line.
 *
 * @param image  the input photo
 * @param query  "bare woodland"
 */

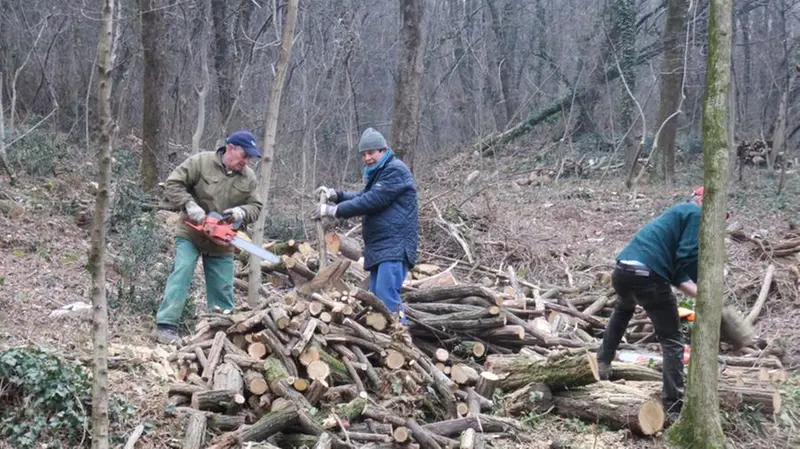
xmin=0 ymin=0 xmax=797 ymax=182
xmin=2 ymin=1 xmax=800 ymax=449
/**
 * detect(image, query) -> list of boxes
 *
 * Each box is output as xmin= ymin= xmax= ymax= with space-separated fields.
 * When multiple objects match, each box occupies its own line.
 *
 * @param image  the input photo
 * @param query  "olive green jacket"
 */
xmin=164 ymin=149 xmax=262 ymax=256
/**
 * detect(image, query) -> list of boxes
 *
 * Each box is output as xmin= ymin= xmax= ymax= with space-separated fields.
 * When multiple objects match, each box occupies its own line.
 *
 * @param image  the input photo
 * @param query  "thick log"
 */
xmin=257 ymin=329 xmax=298 ymax=378
xmin=608 ymin=363 xmax=662 ymax=382
xmin=350 ymin=287 xmax=395 ymax=323
xmin=291 ymin=318 xmax=319 ymax=358
xmin=474 ymin=371 xmax=499 ymax=399
xmin=322 ymin=395 xmax=369 ymax=429
xmin=183 ymin=412 xmax=206 ymax=449
xmin=244 ymin=370 xmax=269 ymax=395
xmin=487 ymin=351 xmax=600 ymax=391
xmin=212 ymin=362 xmax=244 ymax=395
xmin=551 ymin=381 xmax=665 ymax=436
xmin=454 ymin=341 xmax=486 ymax=359
xmin=503 ymin=383 xmax=553 ymax=415
xmin=298 ymin=259 xmax=350 ymax=295
xmin=407 ymin=418 xmax=442 ymax=449
xmin=450 ymin=364 xmax=480 ymax=385
xmin=232 ymin=404 xmax=299 ymax=446
xmin=201 ymin=331 xmax=227 ymax=381
xmin=168 ymin=382 xmax=208 ymax=396
xmin=361 ymin=407 xmax=459 ymax=448
xmin=263 ymin=356 xmax=313 ymax=409
xmin=227 ymin=310 xmax=269 ymax=334
xmin=421 ymin=415 xmax=523 ymax=437
xmin=191 ymin=389 xmax=244 ymax=413
xmin=403 ymin=285 xmax=502 ymax=305
xmin=326 ymin=232 xmax=363 ymax=261
xmin=224 ymin=354 xmax=266 ymax=371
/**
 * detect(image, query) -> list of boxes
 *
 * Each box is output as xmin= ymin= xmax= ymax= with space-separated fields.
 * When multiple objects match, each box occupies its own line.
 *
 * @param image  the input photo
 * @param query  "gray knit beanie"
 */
xmin=358 ymin=128 xmax=388 ymax=152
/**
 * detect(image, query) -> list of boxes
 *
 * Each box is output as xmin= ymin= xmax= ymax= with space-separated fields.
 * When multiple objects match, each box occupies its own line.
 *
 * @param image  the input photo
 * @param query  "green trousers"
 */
xmin=155 ymin=237 xmax=235 ymax=326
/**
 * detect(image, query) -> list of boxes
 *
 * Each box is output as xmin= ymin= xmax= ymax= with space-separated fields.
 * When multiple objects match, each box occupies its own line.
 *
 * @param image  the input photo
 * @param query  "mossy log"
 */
xmin=487 ymin=351 xmax=600 ymax=390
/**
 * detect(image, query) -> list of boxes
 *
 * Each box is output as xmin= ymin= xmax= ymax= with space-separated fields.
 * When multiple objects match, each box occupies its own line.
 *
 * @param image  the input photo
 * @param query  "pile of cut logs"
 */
xmin=164 ymin=234 xmax=786 ymax=449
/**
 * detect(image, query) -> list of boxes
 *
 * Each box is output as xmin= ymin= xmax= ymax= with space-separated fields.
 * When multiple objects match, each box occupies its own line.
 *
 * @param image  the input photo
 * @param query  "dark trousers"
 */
xmin=597 ymin=266 xmax=685 ymax=412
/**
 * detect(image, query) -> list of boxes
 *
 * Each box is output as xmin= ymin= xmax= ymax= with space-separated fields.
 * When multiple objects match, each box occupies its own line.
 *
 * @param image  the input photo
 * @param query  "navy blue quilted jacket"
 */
xmin=334 ymin=154 xmax=419 ymax=270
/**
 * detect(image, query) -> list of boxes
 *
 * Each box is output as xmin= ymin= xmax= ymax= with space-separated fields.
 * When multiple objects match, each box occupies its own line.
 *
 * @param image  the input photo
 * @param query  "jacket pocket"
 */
xmin=230 ymin=177 xmax=255 ymax=204
xmin=197 ymin=173 xmax=222 ymax=206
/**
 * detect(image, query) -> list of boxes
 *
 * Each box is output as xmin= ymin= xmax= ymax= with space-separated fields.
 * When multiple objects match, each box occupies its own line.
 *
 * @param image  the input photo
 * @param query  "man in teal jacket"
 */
xmin=597 ymin=188 xmax=704 ymax=417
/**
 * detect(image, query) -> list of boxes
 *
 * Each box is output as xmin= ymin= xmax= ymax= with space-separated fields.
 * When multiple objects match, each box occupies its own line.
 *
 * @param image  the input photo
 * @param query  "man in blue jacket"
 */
xmin=597 ymin=188 xmax=704 ymax=418
xmin=313 ymin=128 xmax=419 ymax=324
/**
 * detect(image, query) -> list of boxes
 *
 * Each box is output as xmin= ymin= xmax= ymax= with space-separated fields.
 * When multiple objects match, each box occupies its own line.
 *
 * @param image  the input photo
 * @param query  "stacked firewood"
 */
xmin=163 ymin=234 xmax=786 ymax=448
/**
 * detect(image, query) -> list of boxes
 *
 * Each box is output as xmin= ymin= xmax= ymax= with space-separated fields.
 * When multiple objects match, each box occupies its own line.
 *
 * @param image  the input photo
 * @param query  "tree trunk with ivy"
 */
xmin=89 ymin=0 xmax=116 ymax=447
xmin=606 ymin=0 xmax=637 ymax=172
xmin=140 ymin=0 xmax=168 ymax=190
xmin=391 ymin=0 xmax=426 ymax=170
xmin=247 ymin=0 xmax=299 ymax=308
xmin=666 ymin=0 xmax=732 ymax=447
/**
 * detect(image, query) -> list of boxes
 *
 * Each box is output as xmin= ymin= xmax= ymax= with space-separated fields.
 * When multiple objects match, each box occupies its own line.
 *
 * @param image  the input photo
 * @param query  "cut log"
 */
xmin=244 ymin=370 xmax=269 ymax=395
xmin=183 ymin=412 xmax=206 ymax=449
xmin=487 ymin=351 xmax=600 ymax=390
xmin=474 ymin=371 xmax=499 ymax=399
xmin=308 ymin=360 xmax=331 ymax=382
xmin=168 ymin=382 xmax=208 ymax=396
xmin=504 ymin=383 xmax=553 ymax=415
xmin=384 ymin=349 xmax=406 ymax=370
xmin=212 ymin=362 xmax=244 ymax=395
xmin=326 ymin=231 xmax=363 ymax=261
xmin=402 ymin=285 xmax=502 ymax=306
xmin=393 ymin=426 xmax=410 ymax=443
xmin=322 ymin=395 xmax=369 ymax=429
xmin=450 ymin=364 xmax=480 ymax=385
xmin=455 ymin=341 xmax=486 ymax=359
xmin=434 ymin=348 xmax=449 ymax=363
xmin=201 ymin=331 xmax=227 ymax=381
xmin=366 ymin=312 xmax=389 ymax=331
xmin=248 ymin=342 xmax=268 ymax=359
xmin=608 ymin=363 xmax=662 ymax=382
xmin=231 ymin=404 xmax=299 ymax=446
xmin=551 ymin=381 xmax=665 ymax=436
xmin=269 ymin=307 xmax=291 ymax=330
xmin=293 ymin=377 xmax=310 ymax=391
xmin=459 ymin=428 xmax=477 ymax=449
xmin=407 ymin=418 xmax=443 ymax=449
xmin=421 ymin=415 xmax=523 ymax=437
xmin=191 ymin=389 xmax=244 ymax=413
xmin=291 ymin=318 xmax=318 ymax=357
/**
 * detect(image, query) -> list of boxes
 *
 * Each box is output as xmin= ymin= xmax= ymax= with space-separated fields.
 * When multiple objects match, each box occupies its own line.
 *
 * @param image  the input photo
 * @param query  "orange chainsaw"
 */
xmin=186 ymin=211 xmax=280 ymax=264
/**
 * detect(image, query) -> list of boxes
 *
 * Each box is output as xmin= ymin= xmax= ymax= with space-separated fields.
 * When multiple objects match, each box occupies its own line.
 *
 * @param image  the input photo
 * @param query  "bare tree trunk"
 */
xmin=0 ymin=75 xmax=17 ymax=184
xmin=391 ymin=0 xmax=426 ymax=170
xmin=192 ymin=0 xmax=212 ymax=154
xmin=657 ymin=0 xmax=689 ymax=183
xmin=140 ymin=0 xmax=168 ymax=190
xmin=248 ymin=0 xmax=299 ymax=307
xmin=211 ymin=0 xmax=234 ymax=127
xmin=89 ymin=1 xmax=116 ymax=447
xmin=486 ymin=0 xmax=518 ymax=126
xmin=667 ymin=0 xmax=732 ymax=447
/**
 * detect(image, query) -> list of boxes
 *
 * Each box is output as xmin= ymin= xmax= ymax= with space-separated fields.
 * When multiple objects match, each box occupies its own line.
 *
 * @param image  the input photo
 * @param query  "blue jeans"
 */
xmin=155 ymin=237 xmax=235 ymax=326
xmin=369 ymin=260 xmax=408 ymax=324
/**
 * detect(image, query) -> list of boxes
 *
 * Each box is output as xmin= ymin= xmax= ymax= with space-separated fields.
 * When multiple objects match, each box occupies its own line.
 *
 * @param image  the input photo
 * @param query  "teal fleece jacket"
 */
xmin=617 ymin=202 xmax=701 ymax=286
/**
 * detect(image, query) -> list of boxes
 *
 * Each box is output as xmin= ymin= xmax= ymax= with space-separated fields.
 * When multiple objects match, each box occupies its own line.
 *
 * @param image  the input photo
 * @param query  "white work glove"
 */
xmin=315 ymin=186 xmax=337 ymax=202
xmin=223 ymin=207 xmax=246 ymax=222
xmin=185 ymin=201 xmax=206 ymax=223
xmin=311 ymin=204 xmax=337 ymax=220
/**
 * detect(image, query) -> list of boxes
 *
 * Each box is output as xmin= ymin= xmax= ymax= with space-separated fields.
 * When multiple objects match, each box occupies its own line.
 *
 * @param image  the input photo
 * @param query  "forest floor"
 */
xmin=1 ymin=139 xmax=799 ymax=448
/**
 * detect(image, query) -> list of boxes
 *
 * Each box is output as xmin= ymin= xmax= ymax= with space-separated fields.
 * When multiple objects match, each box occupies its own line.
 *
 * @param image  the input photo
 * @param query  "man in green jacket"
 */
xmin=597 ymin=188 xmax=704 ymax=418
xmin=150 ymin=130 xmax=263 ymax=344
